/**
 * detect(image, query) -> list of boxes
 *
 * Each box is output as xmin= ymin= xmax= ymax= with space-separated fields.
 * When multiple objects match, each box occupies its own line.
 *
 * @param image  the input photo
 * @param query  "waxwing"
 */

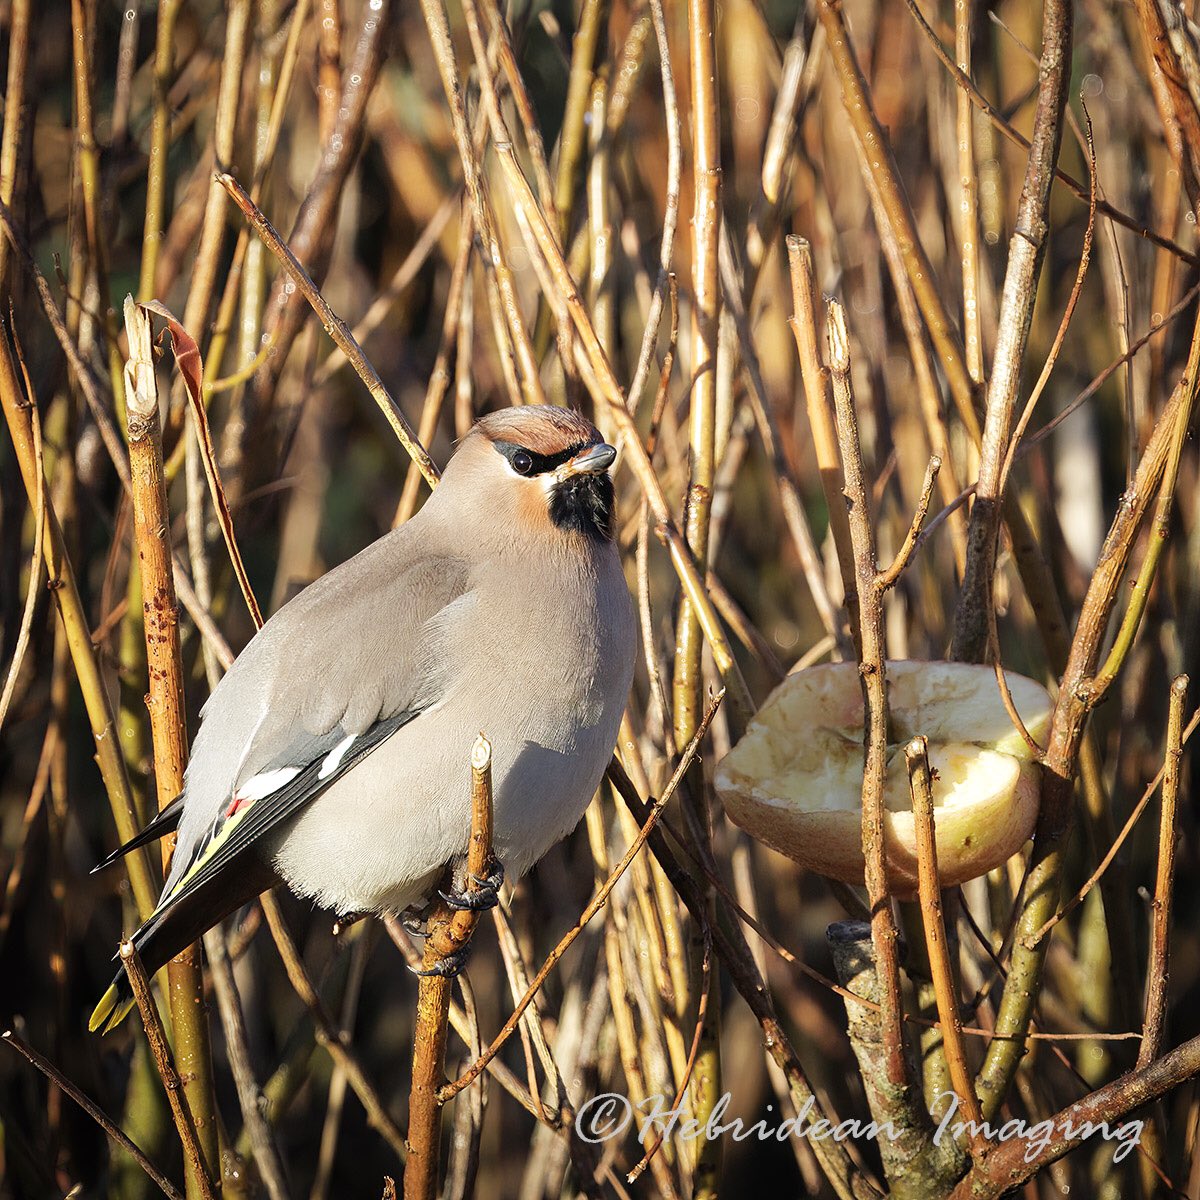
xmin=90 ymin=406 xmax=636 ymax=1032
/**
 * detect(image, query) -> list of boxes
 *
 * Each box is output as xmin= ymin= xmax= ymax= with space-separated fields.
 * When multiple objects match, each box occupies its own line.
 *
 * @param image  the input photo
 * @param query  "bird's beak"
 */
xmin=555 ymin=442 xmax=617 ymax=481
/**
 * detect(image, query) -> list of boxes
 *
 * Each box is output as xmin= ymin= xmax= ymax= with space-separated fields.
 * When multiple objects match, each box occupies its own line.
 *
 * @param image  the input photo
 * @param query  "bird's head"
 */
xmin=445 ymin=407 xmax=618 ymax=544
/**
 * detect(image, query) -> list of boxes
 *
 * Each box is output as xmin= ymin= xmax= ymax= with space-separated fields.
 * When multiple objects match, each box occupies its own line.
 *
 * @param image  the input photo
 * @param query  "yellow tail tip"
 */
xmin=88 ymin=985 xmax=133 ymax=1034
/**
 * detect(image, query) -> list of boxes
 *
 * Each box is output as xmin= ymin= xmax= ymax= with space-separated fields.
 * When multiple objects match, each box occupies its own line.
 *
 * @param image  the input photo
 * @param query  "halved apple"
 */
xmin=714 ymin=661 xmax=1053 ymax=894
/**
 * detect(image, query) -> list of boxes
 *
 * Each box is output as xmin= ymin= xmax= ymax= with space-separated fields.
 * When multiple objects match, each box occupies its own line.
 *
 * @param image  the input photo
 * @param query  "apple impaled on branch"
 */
xmin=714 ymin=661 xmax=1052 ymax=894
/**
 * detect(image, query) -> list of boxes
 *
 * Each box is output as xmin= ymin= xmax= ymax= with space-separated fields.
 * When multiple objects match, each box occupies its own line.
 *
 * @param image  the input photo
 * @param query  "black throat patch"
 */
xmin=549 ymin=472 xmax=616 ymax=543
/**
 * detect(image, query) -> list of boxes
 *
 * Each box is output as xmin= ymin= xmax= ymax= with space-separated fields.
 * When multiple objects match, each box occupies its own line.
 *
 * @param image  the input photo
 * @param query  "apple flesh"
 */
xmin=714 ymin=661 xmax=1053 ymax=894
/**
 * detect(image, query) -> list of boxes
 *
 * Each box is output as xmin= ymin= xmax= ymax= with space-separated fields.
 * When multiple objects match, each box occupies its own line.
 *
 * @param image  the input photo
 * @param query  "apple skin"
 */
xmin=714 ymin=661 xmax=1053 ymax=896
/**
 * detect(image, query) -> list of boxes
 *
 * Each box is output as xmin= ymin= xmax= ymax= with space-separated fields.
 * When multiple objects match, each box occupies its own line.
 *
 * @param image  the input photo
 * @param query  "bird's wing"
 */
xmin=160 ymin=529 xmax=471 ymax=896
xmin=141 ymin=708 xmax=419 ymax=931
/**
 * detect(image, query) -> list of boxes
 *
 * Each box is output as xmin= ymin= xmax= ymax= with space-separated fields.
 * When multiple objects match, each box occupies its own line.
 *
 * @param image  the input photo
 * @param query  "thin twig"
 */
xmin=1139 ymin=675 xmax=1189 ymax=1070
xmin=625 ymin=922 xmax=712 ymax=1184
xmin=606 ymin=766 xmax=886 ymax=1200
xmin=878 ymin=456 xmax=940 ymax=591
xmin=404 ymin=734 xmax=495 ymax=1200
xmin=0 ymin=341 xmax=44 ymax=733
xmin=907 ymin=737 xmax=985 ymax=1154
xmin=137 ymin=0 xmax=182 ymax=298
xmin=901 ymin=0 xmax=1198 ymax=267
xmin=976 ymin=328 xmax=1200 ymax=1119
xmin=205 ymin=926 xmax=290 ymax=1200
xmin=489 ymin=140 xmax=753 ymax=724
xmin=394 ymin=215 xmax=473 ymax=528
xmin=146 ymin=299 xmax=264 ymax=628
xmin=676 ymin=5 xmax=724 ymax=1177
xmin=626 ymin=0 xmax=682 ymax=413
xmin=123 ymin=296 xmax=220 ymax=1184
xmin=816 ymin=0 xmax=978 ymax=436
xmin=417 ymin=0 xmax=543 ymax=407
xmin=441 ymin=690 xmax=724 ymax=1103
xmin=216 ymin=172 xmax=440 ymax=487
xmin=951 ymin=0 xmax=1072 ymax=664
xmin=261 ymin=892 xmax=409 ymax=1158
xmin=720 ymin=227 xmax=846 ymax=646
xmin=1029 ymin=703 xmax=1200 ymax=947
xmin=826 ymin=300 xmax=908 ymax=1089
xmin=0 ymin=319 xmax=159 ymax=920
xmin=120 ymin=942 xmax=218 ymax=1200
xmin=1089 ymin=385 xmax=1194 ymax=698
xmin=786 ymin=236 xmax=858 ymax=655
xmin=1 ymin=1030 xmax=184 ymax=1200
xmin=997 ymin=102 xmax=1098 ymax=500
xmin=952 ymin=1029 xmax=1200 ymax=1199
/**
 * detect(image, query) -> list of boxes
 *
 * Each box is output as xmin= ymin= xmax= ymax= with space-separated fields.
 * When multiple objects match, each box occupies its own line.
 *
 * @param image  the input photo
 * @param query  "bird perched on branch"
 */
xmin=90 ymin=406 xmax=636 ymax=1032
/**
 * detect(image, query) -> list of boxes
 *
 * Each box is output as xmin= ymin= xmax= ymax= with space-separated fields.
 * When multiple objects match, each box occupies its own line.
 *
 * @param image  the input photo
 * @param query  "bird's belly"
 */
xmin=266 ymin=676 xmax=622 ymax=914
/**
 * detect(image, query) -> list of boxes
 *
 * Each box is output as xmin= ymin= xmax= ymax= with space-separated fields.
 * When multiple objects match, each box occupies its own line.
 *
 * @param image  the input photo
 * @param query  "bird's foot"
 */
xmin=399 ymin=908 xmax=430 ymax=938
xmin=439 ymin=860 xmax=505 ymax=912
xmin=408 ymin=947 xmax=470 ymax=978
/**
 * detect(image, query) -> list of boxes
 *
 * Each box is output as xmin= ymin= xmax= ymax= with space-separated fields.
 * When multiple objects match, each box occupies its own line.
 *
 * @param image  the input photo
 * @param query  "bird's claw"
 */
xmin=400 ymin=909 xmax=430 ymax=938
xmin=439 ymin=860 xmax=505 ymax=912
xmin=408 ymin=948 xmax=470 ymax=978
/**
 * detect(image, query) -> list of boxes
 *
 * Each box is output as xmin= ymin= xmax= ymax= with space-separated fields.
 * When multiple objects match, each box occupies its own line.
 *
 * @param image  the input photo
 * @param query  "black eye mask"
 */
xmin=492 ymin=439 xmax=590 ymax=477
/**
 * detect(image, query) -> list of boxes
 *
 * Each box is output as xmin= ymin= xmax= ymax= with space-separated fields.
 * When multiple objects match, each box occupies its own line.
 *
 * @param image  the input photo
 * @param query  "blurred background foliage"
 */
xmin=1 ymin=0 xmax=1200 ymax=1195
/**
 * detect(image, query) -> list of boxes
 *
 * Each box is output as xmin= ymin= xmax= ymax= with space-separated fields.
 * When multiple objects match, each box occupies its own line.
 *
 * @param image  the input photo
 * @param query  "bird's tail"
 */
xmin=89 ymin=983 xmax=135 ymax=1034
xmin=89 ymin=855 xmax=276 ymax=1034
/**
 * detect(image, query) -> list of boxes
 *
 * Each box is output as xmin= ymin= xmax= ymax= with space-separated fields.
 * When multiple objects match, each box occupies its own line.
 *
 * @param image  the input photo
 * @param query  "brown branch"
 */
xmin=1138 ymin=674 xmax=1189 ymax=1070
xmin=826 ymin=300 xmax=908 ymax=1089
xmin=122 ymin=297 xmax=221 ymax=1187
xmin=951 ymin=0 xmax=1073 ymax=664
xmin=878 ymin=456 xmax=941 ymax=592
xmin=786 ymin=236 xmax=858 ymax=655
xmin=952 ymin=1031 xmax=1200 ymax=1199
xmin=816 ymin=0 xmax=978 ymax=438
xmin=907 ymin=737 xmax=984 ymax=1156
xmin=404 ymin=734 xmax=495 ymax=1200
xmin=120 ymin=941 xmax=218 ymax=1200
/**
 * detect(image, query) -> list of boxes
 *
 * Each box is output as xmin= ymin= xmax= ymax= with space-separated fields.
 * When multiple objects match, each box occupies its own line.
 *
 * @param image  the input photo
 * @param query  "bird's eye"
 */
xmin=511 ymin=449 xmax=534 ymax=475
